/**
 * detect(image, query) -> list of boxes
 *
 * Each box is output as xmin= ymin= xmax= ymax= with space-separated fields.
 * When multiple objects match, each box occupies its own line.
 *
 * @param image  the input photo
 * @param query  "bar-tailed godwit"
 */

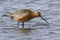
xmin=3 ymin=9 xmax=49 ymax=28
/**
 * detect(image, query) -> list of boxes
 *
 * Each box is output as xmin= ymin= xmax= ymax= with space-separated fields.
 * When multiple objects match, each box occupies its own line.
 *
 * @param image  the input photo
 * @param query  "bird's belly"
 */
xmin=19 ymin=17 xmax=30 ymax=21
xmin=19 ymin=17 xmax=34 ymax=22
xmin=14 ymin=16 xmax=30 ymax=22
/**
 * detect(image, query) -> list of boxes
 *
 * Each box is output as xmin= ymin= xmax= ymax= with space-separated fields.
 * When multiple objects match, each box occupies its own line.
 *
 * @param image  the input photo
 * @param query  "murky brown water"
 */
xmin=0 ymin=0 xmax=60 ymax=40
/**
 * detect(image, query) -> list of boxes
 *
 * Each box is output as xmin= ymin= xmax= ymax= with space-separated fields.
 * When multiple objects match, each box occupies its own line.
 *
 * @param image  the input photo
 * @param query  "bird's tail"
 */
xmin=3 ymin=15 xmax=9 ymax=17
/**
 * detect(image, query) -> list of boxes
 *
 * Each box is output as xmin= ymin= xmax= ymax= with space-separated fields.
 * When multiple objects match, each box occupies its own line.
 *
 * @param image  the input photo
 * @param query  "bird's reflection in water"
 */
xmin=18 ymin=27 xmax=42 ymax=36
xmin=19 ymin=28 xmax=34 ymax=35
xmin=19 ymin=28 xmax=33 ymax=33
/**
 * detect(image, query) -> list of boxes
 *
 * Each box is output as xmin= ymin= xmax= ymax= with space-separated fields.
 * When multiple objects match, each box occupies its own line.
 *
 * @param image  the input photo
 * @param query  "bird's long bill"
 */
xmin=40 ymin=16 xmax=49 ymax=24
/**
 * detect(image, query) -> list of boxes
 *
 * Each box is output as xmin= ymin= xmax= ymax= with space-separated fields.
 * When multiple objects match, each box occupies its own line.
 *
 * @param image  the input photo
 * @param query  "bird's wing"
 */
xmin=15 ymin=10 xmax=30 ymax=17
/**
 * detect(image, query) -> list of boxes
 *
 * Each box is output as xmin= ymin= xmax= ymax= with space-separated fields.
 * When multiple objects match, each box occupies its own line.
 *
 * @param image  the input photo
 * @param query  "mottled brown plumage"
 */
xmin=3 ymin=9 xmax=49 ymax=28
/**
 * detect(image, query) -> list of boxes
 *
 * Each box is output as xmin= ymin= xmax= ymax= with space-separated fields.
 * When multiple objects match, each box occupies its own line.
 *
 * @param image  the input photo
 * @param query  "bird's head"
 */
xmin=33 ymin=11 xmax=49 ymax=24
xmin=33 ymin=11 xmax=41 ymax=17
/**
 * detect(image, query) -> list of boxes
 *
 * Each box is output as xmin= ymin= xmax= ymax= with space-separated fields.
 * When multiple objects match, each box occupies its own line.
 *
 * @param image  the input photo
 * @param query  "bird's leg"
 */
xmin=22 ymin=22 xmax=24 ymax=28
xmin=17 ymin=21 xmax=20 ymax=28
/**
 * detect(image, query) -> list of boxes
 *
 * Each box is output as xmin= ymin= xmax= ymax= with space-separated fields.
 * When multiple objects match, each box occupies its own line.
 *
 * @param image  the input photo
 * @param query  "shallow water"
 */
xmin=0 ymin=0 xmax=60 ymax=40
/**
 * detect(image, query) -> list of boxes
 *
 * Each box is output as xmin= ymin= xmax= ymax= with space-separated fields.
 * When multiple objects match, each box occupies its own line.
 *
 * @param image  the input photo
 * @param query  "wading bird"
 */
xmin=3 ymin=9 xmax=49 ymax=28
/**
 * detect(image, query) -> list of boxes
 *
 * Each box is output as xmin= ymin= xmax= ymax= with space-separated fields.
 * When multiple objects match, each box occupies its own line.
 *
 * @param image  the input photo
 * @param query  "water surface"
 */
xmin=0 ymin=0 xmax=60 ymax=40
